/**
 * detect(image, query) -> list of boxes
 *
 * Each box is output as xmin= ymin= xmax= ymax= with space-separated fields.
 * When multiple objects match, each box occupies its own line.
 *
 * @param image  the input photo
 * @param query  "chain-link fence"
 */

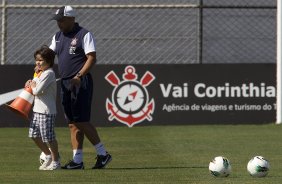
xmin=0 ymin=0 xmax=276 ymax=65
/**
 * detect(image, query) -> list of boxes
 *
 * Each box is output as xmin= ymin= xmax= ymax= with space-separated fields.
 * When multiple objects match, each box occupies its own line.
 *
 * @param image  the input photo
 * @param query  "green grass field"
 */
xmin=0 ymin=124 xmax=282 ymax=184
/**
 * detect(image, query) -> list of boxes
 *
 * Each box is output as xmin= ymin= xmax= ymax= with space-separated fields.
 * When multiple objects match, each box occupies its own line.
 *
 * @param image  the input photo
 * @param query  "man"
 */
xmin=49 ymin=5 xmax=112 ymax=169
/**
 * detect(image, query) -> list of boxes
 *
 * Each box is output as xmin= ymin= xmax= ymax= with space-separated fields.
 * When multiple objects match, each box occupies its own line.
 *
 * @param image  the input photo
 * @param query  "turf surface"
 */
xmin=0 ymin=124 xmax=281 ymax=183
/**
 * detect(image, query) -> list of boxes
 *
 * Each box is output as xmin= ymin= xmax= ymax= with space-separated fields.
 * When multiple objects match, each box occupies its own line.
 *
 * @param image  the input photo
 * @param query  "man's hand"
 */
xmin=70 ymin=76 xmax=81 ymax=88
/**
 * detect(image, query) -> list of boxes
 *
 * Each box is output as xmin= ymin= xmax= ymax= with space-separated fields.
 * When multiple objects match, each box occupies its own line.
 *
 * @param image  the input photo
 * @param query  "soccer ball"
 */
xmin=39 ymin=151 xmax=60 ymax=165
xmin=39 ymin=152 xmax=47 ymax=165
xmin=209 ymin=156 xmax=231 ymax=177
xmin=247 ymin=156 xmax=270 ymax=177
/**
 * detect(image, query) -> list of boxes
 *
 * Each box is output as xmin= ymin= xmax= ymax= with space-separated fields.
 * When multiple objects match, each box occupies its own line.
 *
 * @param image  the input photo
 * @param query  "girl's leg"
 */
xmin=32 ymin=137 xmax=50 ymax=155
xmin=48 ymin=139 xmax=59 ymax=161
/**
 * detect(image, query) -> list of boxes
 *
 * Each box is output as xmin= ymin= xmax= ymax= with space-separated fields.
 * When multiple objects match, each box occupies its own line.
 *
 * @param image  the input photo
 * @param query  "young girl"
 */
xmin=25 ymin=45 xmax=60 ymax=170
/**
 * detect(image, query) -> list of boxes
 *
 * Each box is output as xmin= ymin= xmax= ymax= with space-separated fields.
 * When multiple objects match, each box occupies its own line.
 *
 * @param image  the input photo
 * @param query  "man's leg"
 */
xmin=69 ymin=123 xmax=84 ymax=164
xmin=74 ymin=122 xmax=100 ymax=145
xmin=75 ymin=122 xmax=112 ymax=169
xmin=69 ymin=123 xmax=84 ymax=149
xmin=62 ymin=124 xmax=85 ymax=169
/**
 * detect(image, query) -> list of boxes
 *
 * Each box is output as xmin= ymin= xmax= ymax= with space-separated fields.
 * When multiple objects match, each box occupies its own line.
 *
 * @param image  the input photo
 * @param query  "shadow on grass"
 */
xmin=107 ymin=166 xmax=205 ymax=170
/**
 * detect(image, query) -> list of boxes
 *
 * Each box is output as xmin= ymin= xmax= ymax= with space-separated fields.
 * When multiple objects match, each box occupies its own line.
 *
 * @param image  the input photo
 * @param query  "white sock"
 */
xmin=73 ymin=149 xmax=83 ymax=164
xmin=94 ymin=142 xmax=107 ymax=156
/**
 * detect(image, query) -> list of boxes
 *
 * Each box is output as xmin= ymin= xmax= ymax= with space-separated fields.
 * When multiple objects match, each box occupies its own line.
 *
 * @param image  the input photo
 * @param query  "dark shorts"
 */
xmin=61 ymin=73 xmax=93 ymax=123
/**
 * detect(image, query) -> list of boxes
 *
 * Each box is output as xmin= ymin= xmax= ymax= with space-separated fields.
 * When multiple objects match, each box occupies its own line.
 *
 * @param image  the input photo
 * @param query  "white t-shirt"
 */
xmin=32 ymin=68 xmax=57 ymax=114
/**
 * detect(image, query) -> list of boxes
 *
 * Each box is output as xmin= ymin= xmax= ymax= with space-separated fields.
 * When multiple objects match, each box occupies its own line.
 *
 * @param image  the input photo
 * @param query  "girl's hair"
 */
xmin=34 ymin=45 xmax=55 ymax=67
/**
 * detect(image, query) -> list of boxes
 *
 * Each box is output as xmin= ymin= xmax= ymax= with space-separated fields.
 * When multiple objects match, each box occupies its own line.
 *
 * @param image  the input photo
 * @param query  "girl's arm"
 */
xmin=31 ymin=71 xmax=55 ymax=95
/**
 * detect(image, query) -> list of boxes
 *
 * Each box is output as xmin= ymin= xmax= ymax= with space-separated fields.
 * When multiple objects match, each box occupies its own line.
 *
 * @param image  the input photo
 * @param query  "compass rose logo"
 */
xmin=105 ymin=66 xmax=155 ymax=127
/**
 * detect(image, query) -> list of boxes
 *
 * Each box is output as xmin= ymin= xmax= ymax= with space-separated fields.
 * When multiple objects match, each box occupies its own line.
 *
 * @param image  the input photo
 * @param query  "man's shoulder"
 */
xmin=79 ymin=27 xmax=91 ymax=36
xmin=54 ymin=31 xmax=62 ymax=39
xmin=56 ymin=31 xmax=62 ymax=35
xmin=75 ymin=23 xmax=90 ymax=34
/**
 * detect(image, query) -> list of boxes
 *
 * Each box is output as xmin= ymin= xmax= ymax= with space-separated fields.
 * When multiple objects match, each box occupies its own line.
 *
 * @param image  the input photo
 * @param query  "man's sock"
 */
xmin=73 ymin=149 xmax=83 ymax=164
xmin=94 ymin=142 xmax=107 ymax=156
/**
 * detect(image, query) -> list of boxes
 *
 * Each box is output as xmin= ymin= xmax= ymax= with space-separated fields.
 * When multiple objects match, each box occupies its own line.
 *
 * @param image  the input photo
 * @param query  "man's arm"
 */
xmin=71 ymin=32 xmax=96 ymax=85
xmin=49 ymin=35 xmax=56 ymax=51
xmin=75 ymin=52 xmax=96 ymax=78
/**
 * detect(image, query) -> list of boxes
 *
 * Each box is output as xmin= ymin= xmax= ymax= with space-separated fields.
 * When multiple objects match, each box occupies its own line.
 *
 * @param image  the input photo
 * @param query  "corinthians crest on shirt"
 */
xmin=105 ymin=65 xmax=155 ymax=127
xmin=69 ymin=38 xmax=78 ymax=54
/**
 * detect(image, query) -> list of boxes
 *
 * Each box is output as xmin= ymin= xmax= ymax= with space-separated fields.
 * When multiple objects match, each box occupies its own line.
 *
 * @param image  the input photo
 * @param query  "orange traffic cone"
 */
xmin=6 ymin=86 xmax=34 ymax=120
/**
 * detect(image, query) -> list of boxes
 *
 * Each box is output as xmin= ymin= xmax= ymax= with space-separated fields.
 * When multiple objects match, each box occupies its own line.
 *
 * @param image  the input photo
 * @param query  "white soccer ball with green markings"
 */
xmin=247 ymin=156 xmax=270 ymax=177
xmin=209 ymin=156 xmax=231 ymax=177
